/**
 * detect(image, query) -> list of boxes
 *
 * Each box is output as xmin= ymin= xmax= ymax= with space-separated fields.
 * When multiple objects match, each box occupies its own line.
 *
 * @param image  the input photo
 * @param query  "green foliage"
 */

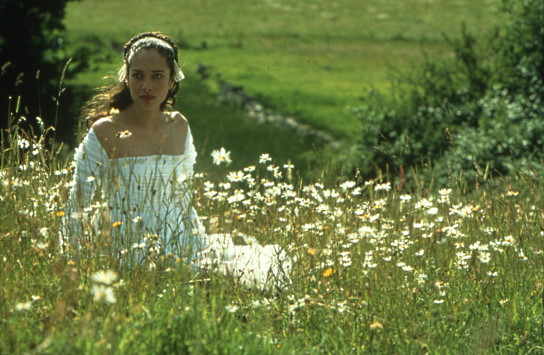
xmin=0 ymin=0 xmax=75 ymax=131
xmin=351 ymin=0 xmax=544 ymax=185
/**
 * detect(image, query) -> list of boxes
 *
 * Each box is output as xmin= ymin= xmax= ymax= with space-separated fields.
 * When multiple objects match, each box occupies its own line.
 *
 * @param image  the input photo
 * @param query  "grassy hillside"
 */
xmin=63 ymin=0 xmax=504 ymax=171
xmin=2 ymin=3 xmax=541 ymax=353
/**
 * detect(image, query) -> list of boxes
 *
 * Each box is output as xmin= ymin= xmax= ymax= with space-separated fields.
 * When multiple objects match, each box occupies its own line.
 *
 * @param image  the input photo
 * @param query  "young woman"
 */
xmin=61 ymin=32 xmax=290 ymax=290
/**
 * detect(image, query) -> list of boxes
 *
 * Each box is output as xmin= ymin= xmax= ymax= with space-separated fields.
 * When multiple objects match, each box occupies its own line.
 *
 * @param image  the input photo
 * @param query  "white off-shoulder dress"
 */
xmin=60 ymin=118 xmax=291 ymax=290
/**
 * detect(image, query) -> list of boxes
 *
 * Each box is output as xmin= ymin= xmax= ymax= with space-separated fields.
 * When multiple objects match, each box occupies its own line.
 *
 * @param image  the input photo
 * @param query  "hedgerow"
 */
xmin=351 ymin=0 xmax=544 ymax=186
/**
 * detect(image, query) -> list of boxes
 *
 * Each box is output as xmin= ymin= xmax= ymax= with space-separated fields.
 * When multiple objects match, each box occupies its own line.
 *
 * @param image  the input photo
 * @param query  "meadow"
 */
xmin=1 ymin=115 xmax=543 ymax=353
xmin=63 ymin=0 xmax=505 ymax=172
xmin=3 ymin=1 xmax=542 ymax=353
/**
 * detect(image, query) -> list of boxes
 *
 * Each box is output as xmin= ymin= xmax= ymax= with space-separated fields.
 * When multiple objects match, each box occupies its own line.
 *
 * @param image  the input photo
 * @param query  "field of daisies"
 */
xmin=1 ymin=118 xmax=543 ymax=354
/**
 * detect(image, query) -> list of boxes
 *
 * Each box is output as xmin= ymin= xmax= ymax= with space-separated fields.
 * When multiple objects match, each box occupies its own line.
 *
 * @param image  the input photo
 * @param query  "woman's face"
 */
xmin=127 ymin=48 xmax=174 ymax=111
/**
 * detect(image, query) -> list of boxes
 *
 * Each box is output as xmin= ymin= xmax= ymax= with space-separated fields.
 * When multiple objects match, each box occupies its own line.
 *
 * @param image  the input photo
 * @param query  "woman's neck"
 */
xmin=120 ymin=106 xmax=166 ymax=129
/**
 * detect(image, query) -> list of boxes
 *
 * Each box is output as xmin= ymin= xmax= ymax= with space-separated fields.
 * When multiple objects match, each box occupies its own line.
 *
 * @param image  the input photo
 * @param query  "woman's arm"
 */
xmin=60 ymin=129 xmax=109 ymax=251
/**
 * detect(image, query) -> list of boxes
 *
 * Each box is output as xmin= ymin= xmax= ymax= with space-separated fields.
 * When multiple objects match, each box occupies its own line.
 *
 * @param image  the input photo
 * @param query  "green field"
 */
xmin=63 ymin=0 xmax=505 ymax=165
xmin=2 ymin=3 xmax=543 ymax=352
xmin=1 ymin=119 xmax=543 ymax=353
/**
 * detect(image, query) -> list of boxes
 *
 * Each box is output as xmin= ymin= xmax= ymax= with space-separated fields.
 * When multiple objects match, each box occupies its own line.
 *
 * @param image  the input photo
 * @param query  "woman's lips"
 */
xmin=140 ymin=95 xmax=155 ymax=102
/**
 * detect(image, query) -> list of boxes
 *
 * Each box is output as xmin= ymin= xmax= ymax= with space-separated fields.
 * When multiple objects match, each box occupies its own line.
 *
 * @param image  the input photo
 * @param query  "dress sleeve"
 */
xmin=60 ymin=129 xmax=109 ymax=251
xmin=183 ymin=125 xmax=197 ymax=172
xmin=70 ymin=129 xmax=109 ymax=208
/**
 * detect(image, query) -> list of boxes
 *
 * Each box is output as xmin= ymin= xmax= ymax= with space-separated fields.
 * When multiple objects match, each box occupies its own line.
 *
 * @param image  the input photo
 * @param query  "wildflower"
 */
xmin=227 ymin=171 xmax=245 ymax=182
xmin=397 ymin=262 xmax=413 ymax=272
xmin=177 ymin=172 xmax=189 ymax=183
xmin=322 ymin=248 xmax=333 ymax=256
xmin=374 ymin=182 xmax=391 ymax=192
xmin=227 ymin=190 xmax=246 ymax=204
xmin=427 ymin=207 xmax=439 ymax=215
xmin=450 ymin=204 xmax=476 ymax=217
xmin=340 ymin=180 xmax=356 ymax=190
xmin=336 ymin=300 xmax=348 ymax=313
xmin=322 ymin=267 xmax=336 ymax=277
xmin=316 ymin=204 xmax=330 ymax=214
xmin=86 ymin=175 xmax=96 ymax=182
xmin=91 ymin=270 xmax=118 ymax=285
xmin=351 ymin=187 xmax=362 ymax=196
xmin=225 ymin=304 xmax=239 ymax=313
xmin=243 ymin=165 xmax=256 ymax=172
xmin=433 ymin=299 xmax=445 ymax=304
xmin=499 ymin=299 xmax=509 ymax=305
xmin=416 ymin=272 xmax=427 ymax=284
xmin=18 ymin=138 xmax=30 ymax=149
xmin=35 ymin=242 xmax=48 ymax=250
xmin=340 ymin=251 xmax=352 ymax=267
xmin=211 ymin=148 xmax=232 ymax=166
xmin=438 ymin=188 xmax=452 ymax=203
xmin=259 ymin=153 xmax=272 ymax=164
xmin=483 ymin=227 xmax=496 ymax=235
xmin=15 ymin=301 xmax=32 ymax=311
xmin=505 ymin=190 xmax=518 ymax=197
xmin=132 ymin=242 xmax=146 ymax=249
xmin=219 ymin=182 xmax=231 ymax=190
xmin=91 ymin=284 xmax=116 ymax=304
xmin=479 ymin=251 xmax=491 ymax=263
xmin=116 ymin=130 xmax=132 ymax=139
xmin=346 ymin=233 xmax=360 ymax=244
xmin=204 ymin=181 xmax=215 ymax=190
xmin=442 ymin=224 xmax=461 ymax=238
xmin=55 ymin=211 xmax=65 ymax=217
xmin=357 ymin=226 xmax=375 ymax=238
xmin=370 ymin=322 xmax=383 ymax=330
xmin=415 ymin=198 xmax=433 ymax=209
xmin=399 ymin=194 xmax=412 ymax=203
xmin=374 ymin=199 xmax=386 ymax=209
xmin=112 ymin=221 xmax=123 ymax=228
xmin=503 ymin=235 xmax=515 ymax=246
xmin=39 ymin=227 xmax=49 ymax=238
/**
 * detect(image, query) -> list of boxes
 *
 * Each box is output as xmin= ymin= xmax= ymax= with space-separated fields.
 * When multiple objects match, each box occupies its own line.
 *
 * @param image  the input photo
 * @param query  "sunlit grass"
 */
xmin=1 ymin=117 xmax=542 ymax=353
xmin=64 ymin=0 xmax=504 ymax=143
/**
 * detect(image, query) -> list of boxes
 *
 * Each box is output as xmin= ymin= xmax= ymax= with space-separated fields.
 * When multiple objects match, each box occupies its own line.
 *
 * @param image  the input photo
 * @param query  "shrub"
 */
xmin=351 ymin=0 xmax=544 ymax=186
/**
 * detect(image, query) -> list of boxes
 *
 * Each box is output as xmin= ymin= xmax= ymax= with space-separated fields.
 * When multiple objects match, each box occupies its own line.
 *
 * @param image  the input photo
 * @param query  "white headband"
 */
xmin=118 ymin=37 xmax=185 ymax=83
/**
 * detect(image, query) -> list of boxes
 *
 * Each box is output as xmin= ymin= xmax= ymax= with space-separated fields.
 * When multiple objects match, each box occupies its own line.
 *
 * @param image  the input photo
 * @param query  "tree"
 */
xmin=350 ymin=0 xmax=544 ymax=186
xmin=0 ymin=0 xmax=74 ymax=130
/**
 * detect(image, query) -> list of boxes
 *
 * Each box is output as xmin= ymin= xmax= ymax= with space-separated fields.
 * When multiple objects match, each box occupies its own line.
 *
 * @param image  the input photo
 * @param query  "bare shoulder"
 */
xmin=90 ymin=116 xmax=120 ymax=149
xmin=167 ymin=111 xmax=189 ymax=135
xmin=91 ymin=116 xmax=118 ymax=135
xmin=168 ymin=111 xmax=188 ymax=126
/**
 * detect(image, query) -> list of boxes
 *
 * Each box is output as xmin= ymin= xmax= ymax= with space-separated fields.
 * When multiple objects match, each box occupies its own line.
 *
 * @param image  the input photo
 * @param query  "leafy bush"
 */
xmin=351 ymin=0 xmax=544 ymax=186
xmin=0 ymin=0 xmax=75 ymax=137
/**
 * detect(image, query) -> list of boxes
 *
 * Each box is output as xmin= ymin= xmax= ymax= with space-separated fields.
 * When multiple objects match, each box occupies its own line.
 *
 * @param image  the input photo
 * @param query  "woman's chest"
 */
xmin=110 ymin=128 xmax=185 ymax=158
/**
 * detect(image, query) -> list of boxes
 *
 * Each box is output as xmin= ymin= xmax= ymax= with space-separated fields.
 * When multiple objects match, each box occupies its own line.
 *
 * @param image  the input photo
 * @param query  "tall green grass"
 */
xmin=64 ymin=0 xmax=505 ymax=142
xmin=1 ymin=116 xmax=542 ymax=353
